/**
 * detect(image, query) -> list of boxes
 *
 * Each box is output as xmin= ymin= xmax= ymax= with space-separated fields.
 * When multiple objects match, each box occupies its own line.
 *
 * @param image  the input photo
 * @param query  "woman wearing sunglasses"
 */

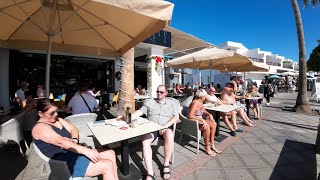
xmin=32 ymin=99 xmax=119 ymax=180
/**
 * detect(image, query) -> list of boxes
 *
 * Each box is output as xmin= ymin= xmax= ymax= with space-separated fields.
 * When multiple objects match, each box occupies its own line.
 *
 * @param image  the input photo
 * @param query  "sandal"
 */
xmin=163 ymin=165 xmax=171 ymax=180
xmin=146 ymin=173 xmax=156 ymax=180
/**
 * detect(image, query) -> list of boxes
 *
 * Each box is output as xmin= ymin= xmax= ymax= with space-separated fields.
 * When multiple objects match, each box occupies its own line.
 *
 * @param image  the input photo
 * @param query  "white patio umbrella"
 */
xmin=165 ymin=47 xmax=269 ymax=82
xmin=0 ymin=0 xmax=174 ymax=96
xmin=281 ymin=71 xmax=299 ymax=76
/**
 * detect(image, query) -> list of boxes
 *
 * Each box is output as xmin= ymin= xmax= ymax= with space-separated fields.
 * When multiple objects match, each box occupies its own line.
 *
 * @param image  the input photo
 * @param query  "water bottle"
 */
xmin=128 ymin=112 xmax=132 ymax=125
xmin=125 ymin=107 xmax=130 ymax=124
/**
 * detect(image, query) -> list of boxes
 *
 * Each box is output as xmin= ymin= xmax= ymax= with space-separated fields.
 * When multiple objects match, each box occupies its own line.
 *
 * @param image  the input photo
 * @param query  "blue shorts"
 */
xmin=53 ymin=152 xmax=91 ymax=177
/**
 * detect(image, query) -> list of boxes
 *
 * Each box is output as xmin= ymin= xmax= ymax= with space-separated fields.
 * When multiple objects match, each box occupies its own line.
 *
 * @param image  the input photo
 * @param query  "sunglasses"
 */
xmin=45 ymin=110 xmax=58 ymax=116
xmin=156 ymin=90 xmax=165 ymax=94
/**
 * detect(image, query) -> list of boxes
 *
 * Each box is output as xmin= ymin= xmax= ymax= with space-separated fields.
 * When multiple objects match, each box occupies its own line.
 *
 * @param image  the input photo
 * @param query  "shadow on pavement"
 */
xmin=270 ymin=139 xmax=318 ymax=179
xmin=265 ymin=119 xmax=317 ymax=131
xmin=0 ymin=143 xmax=28 ymax=180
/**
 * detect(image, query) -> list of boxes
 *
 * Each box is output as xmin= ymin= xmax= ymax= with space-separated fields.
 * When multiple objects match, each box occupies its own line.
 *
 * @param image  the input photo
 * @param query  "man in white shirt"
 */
xmin=67 ymin=83 xmax=98 ymax=114
xmin=15 ymin=82 xmax=28 ymax=108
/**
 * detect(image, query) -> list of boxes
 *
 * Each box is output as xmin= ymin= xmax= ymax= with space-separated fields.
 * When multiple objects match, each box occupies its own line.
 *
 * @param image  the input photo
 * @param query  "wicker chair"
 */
xmin=178 ymin=108 xmax=202 ymax=154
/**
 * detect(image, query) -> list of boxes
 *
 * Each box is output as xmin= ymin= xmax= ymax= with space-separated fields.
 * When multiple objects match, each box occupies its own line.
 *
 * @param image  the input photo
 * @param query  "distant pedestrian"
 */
xmin=263 ymin=76 xmax=273 ymax=105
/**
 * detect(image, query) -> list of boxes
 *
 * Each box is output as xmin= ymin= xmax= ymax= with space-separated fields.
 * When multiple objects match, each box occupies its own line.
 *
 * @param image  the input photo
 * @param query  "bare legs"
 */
xmin=142 ymin=129 xmax=174 ymax=180
xmin=221 ymin=111 xmax=238 ymax=131
xmin=85 ymin=149 xmax=119 ymax=180
xmin=142 ymin=133 xmax=155 ymax=180
xmin=252 ymin=104 xmax=260 ymax=119
xmin=199 ymin=120 xmax=217 ymax=156
xmin=236 ymin=109 xmax=253 ymax=126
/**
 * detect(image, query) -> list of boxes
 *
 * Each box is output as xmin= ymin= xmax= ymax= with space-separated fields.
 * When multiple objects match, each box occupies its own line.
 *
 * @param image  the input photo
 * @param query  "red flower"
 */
xmin=156 ymin=56 xmax=162 ymax=63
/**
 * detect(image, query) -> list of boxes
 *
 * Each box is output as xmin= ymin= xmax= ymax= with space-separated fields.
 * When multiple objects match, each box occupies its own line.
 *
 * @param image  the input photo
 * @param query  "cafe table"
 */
xmin=203 ymin=104 xmax=240 ymax=142
xmin=87 ymin=118 xmax=165 ymax=176
xmin=134 ymin=95 xmax=152 ymax=100
xmin=244 ymin=97 xmax=263 ymax=116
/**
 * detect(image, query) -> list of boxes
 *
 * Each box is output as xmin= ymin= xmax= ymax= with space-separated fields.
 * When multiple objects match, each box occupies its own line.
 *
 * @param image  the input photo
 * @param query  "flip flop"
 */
xmin=163 ymin=165 xmax=171 ymax=180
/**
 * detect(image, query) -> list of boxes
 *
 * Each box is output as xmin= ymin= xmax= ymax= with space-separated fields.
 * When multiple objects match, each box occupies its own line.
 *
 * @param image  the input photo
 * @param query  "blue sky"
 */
xmin=167 ymin=0 xmax=320 ymax=62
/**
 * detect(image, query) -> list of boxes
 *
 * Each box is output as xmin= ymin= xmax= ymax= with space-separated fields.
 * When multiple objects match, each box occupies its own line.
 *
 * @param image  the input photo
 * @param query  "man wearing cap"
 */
xmin=15 ymin=82 xmax=28 ymax=108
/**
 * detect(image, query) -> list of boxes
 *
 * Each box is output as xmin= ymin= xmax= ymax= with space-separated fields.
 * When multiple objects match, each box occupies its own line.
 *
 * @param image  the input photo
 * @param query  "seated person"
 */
xmin=135 ymin=85 xmax=146 ymax=95
xmin=32 ymin=99 xmax=118 ymax=179
xmin=131 ymin=85 xmax=179 ymax=180
xmin=183 ymin=84 xmax=193 ymax=96
xmin=87 ymin=83 xmax=100 ymax=97
xmin=15 ymin=81 xmax=29 ymax=108
xmin=215 ymin=84 xmax=222 ymax=93
xmin=67 ymin=83 xmax=98 ymax=114
xmin=206 ymin=87 xmax=223 ymax=105
xmin=193 ymin=82 xmax=200 ymax=91
xmin=246 ymin=85 xmax=262 ymax=119
xmin=36 ymin=84 xmax=45 ymax=98
xmin=23 ymin=90 xmax=36 ymax=112
xmin=176 ymin=83 xmax=183 ymax=94
xmin=221 ymin=82 xmax=254 ymax=132
xmin=187 ymin=89 xmax=221 ymax=156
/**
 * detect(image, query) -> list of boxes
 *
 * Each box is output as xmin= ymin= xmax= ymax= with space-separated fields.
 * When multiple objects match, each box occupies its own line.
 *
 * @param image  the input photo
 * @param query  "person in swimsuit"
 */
xmin=246 ymin=85 xmax=262 ymax=119
xmin=187 ymin=89 xmax=221 ymax=156
xmin=221 ymin=82 xmax=254 ymax=136
xmin=32 ymin=99 xmax=119 ymax=180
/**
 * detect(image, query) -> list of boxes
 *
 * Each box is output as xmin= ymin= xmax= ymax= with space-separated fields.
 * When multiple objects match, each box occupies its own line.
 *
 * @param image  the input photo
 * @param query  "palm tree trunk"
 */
xmin=119 ymin=48 xmax=135 ymax=115
xmin=291 ymin=0 xmax=312 ymax=113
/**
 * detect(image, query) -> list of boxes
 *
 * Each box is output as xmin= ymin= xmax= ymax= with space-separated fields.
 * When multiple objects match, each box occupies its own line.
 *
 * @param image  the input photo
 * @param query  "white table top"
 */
xmin=204 ymin=104 xmax=239 ymax=113
xmin=87 ymin=118 xmax=165 ymax=145
xmin=245 ymin=97 xmax=262 ymax=100
xmin=134 ymin=95 xmax=152 ymax=100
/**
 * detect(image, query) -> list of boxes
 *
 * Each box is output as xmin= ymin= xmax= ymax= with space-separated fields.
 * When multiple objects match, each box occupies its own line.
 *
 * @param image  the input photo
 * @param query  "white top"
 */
xmin=15 ymin=88 xmax=26 ymax=100
xmin=87 ymin=118 xmax=165 ymax=145
xmin=68 ymin=93 xmax=98 ymax=114
xmin=207 ymin=95 xmax=218 ymax=102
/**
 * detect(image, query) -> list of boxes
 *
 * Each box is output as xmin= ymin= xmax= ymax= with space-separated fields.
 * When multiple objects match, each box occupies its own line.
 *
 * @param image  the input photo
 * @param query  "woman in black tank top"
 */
xmin=32 ymin=99 xmax=119 ymax=179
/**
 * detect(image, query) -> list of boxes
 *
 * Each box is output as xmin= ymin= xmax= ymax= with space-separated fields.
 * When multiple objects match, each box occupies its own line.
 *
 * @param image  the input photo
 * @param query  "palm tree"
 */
xmin=291 ymin=0 xmax=319 ymax=112
xmin=119 ymin=48 xmax=135 ymax=115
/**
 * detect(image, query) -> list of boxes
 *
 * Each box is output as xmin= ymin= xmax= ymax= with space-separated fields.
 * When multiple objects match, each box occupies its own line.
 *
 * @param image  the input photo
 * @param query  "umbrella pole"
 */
xmin=210 ymin=62 xmax=212 ymax=84
xmin=244 ymin=72 xmax=246 ymax=91
xmin=45 ymin=35 xmax=52 ymax=98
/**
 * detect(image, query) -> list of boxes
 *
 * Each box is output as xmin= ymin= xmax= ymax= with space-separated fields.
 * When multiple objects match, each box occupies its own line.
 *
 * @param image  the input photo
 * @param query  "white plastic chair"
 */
xmin=0 ymin=115 xmax=28 ymax=155
xmin=31 ymin=142 xmax=96 ymax=180
xmin=65 ymin=113 xmax=98 ymax=148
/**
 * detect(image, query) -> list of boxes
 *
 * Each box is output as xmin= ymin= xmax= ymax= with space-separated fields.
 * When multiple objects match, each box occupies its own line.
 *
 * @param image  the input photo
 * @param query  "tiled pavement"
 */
xmin=1 ymin=92 xmax=320 ymax=180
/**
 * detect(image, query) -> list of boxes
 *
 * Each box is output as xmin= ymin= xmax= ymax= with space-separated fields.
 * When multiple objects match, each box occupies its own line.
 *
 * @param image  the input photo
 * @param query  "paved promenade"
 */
xmin=1 ymin=92 xmax=320 ymax=180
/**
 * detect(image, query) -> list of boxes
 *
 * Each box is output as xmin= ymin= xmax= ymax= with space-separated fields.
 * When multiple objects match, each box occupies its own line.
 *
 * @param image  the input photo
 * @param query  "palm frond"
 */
xmin=303 ymin=0 xmax=320 ymax=7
